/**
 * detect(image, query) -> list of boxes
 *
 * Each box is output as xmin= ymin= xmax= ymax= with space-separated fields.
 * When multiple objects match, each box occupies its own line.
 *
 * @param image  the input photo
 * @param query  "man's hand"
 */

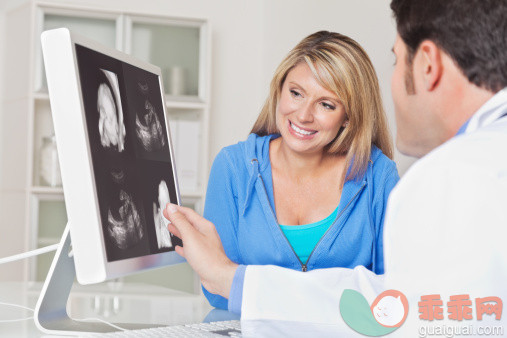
xmin=163 ymin=203 xmax=238 ymax=299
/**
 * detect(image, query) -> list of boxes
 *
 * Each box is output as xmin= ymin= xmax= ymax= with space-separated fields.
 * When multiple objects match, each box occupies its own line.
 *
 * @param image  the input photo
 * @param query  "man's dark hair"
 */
xmin=391 ymin=0 xmax=507 ymax=93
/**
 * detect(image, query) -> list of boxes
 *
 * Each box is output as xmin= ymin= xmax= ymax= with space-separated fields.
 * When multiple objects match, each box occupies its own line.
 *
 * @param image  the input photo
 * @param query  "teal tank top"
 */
xmin=280 ymin=206 xmax=339 ymax=264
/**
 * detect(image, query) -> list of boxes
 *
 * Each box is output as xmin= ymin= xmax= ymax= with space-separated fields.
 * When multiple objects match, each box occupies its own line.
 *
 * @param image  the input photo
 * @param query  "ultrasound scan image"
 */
xmin=97 ymin=69 xmax=126 ymax=152
xmin=153 ymin=180 xmax=173 ymax=249
xmin=111 ymin=168 xmax=126 ymax=184
xmin=76 ymin=44 xmax=179 ymax=261
xmin=135 ymin=98 xmax=166 ymax=152
xmin=122 ymin=64 xmax=171 ymax=163
xmin=107 ymin=189 xmax=144 ymax=250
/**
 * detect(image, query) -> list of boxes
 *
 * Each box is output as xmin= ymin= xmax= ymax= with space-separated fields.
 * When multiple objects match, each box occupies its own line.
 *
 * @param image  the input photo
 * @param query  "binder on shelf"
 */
xmin=169 ymin=118 xmax=200 ymax=193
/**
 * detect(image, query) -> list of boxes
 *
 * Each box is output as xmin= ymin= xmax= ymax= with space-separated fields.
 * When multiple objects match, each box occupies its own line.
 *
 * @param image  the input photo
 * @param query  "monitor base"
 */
xmin=34 ymin=224 xmax=161 ymax=335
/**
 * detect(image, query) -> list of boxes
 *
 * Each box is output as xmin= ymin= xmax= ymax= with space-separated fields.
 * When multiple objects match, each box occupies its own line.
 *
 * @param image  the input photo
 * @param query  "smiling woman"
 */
xmin=203 ymin=31 xmax=400 ymax=310
xmin=276 ymin=62 xmax=348 ymax=156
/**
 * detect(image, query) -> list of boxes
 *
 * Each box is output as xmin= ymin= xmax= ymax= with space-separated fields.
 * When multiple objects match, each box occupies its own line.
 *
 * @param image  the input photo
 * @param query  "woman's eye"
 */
xmin=321 ymin=102 xmax=336 ymax=110
xmin=290 ymin=89 xmax=301 ymax=98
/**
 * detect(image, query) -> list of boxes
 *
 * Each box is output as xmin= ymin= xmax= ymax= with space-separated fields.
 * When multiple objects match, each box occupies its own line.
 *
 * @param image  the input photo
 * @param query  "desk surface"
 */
xmin=0 ymin=281 xmax=224 ymax=337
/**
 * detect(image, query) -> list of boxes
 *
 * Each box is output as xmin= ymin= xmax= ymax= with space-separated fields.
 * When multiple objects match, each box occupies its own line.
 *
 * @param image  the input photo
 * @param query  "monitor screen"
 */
xmin=41 ymin=28 xmax=185 ymax=284
xmin=75 ymin=44 xmax=182 ymax=262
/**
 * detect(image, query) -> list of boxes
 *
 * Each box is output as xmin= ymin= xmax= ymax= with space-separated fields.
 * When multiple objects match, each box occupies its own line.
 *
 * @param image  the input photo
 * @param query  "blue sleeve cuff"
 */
xmin=227 ymin=265 xmax=246 ymax=314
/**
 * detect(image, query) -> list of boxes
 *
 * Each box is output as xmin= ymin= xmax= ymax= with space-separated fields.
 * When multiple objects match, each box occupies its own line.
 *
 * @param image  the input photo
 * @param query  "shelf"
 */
xmin=129 ymin=21 xmax=201 ymax=97
xmin=31 ymin=186 xmax=64 ymax=195
xmin=33 ymin=91 xmax=50 ymax=101
xmin=35 ymin=12 xmax=119 ymax=93
xmin=165 ymin=95 xmax=206 ymax=109
xmin=180 ymin=189 xmax=205 ymax=198
xmin=38 ymin=237 xmax=60 ymax=246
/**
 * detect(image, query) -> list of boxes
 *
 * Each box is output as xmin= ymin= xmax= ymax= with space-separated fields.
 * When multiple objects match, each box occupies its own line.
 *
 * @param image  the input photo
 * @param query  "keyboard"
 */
xmin=85 ymin=320 xmax=242 ymax=337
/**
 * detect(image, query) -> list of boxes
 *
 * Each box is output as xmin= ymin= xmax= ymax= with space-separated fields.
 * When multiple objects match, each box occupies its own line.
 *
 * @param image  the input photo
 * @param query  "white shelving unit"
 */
xmin=0 ymin=0 xmax=210 ymax=293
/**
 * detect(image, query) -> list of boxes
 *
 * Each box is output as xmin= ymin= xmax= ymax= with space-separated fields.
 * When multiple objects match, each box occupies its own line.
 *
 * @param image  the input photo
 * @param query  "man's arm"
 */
xmin=163 ymin=204 xmax=238 ymax=299
xmin=163 ymin=203 xmax=384 ymax=322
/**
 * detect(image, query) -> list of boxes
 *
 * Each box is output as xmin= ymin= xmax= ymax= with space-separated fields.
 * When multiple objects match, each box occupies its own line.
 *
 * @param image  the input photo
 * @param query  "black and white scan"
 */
xmin=136 ymin=100 xmax=166 ymax=151
xmin=107 ymin=189 xmax=144 ymax=249
xmin=97 ymin=69 xmax=126 ymax=152
xmin=76 ymin=44 xmax=179 ymax=262
xmin=135 ymin=82 xmax=167 ymax=152
xmin=123 ymin=63 xmax=171 ymax=163
xmin=153 ymin=180 xmax=173 ymax=249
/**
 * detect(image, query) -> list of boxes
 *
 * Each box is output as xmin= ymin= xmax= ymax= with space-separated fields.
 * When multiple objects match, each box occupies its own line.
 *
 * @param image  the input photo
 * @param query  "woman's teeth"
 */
xmin=290 ymin=121 xmax=316 ymax=136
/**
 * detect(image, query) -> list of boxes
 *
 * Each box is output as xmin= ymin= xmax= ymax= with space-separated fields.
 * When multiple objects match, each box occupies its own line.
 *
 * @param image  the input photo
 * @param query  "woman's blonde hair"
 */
xmin=251 ymin=31 xmax=393 ymax=181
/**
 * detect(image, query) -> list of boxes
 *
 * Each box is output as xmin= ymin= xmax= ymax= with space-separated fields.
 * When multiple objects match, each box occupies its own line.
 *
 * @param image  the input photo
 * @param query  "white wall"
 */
xmin=0 ymin=0 xmax=27 ymax=282
xmin=0 ymin=7 xmax=5 ymax=182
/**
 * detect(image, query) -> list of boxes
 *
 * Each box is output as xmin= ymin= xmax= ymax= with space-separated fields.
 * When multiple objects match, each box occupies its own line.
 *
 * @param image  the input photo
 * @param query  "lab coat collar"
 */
xmin=464 ymin=87 xmax=507 ymax=134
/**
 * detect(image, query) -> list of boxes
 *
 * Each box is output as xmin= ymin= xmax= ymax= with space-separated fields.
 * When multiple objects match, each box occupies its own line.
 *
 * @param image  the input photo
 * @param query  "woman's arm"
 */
xmin=201 ymin=149 xmax=242 ymax=309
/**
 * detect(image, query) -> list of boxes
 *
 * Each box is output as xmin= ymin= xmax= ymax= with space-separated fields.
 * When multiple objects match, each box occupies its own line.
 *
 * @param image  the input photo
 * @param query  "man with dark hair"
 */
xmin=390 ymin=0 xmax=507 ymax=158
xmin=391 ymin=0 xmax=506 ymax=94
xmin=164 ymin=0 xmax=507 ymax=334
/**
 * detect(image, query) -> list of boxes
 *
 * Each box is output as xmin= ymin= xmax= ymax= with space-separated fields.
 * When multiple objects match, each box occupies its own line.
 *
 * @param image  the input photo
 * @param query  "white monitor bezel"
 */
xmin=41 ymin=28 xmax=185 ymax=285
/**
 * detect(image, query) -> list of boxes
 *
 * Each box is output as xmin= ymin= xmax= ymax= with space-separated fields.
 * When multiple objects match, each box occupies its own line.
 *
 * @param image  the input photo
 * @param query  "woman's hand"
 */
xmin=163 ymin=204 xmax=238 ymax=299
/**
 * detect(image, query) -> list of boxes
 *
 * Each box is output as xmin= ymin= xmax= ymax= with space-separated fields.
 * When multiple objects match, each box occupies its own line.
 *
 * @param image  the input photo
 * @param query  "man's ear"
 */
xmin=418 ymin=40 xmax=443 ymax=91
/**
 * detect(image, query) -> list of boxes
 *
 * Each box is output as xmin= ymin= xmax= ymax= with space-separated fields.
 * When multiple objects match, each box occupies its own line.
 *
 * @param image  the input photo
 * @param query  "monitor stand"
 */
xmin=34 ymin=223 xmax=159 ymax=335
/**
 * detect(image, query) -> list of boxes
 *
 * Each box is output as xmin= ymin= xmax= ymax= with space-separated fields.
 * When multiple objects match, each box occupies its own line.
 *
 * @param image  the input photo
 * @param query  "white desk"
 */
xmin=0 ymin=281 xmax=231 ymax=337
xmin=1 ymin=281 xmax=431 ymax=337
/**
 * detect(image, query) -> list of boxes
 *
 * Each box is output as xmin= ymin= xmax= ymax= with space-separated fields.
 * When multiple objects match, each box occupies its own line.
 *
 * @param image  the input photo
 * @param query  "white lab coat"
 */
xmin=240 ymin=88 xmax=507 ymax=337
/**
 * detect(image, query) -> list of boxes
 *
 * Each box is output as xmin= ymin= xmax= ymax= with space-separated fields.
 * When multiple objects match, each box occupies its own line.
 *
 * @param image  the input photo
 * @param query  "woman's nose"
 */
xmin=296 ymin=102 xmax=314 ymax=123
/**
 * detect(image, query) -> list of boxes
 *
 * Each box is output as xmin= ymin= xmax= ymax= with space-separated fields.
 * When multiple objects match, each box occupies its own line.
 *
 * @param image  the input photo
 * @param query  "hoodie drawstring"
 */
xmin=243 ymin=158 xmax=260 ymax=215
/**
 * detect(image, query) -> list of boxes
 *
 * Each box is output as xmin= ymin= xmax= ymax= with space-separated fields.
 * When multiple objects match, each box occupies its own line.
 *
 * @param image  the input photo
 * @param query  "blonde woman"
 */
xmin=203 ymin=31 xmax=399 ymax=309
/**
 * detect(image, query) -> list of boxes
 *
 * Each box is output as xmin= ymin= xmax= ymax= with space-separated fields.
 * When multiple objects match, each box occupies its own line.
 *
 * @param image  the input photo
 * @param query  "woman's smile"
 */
xmin=288 ymin=120 xmax=318 ymax=138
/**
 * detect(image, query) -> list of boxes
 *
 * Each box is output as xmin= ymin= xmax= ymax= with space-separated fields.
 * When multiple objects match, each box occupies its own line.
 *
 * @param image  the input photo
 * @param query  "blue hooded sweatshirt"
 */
xmin=203 ymin=133 xmax=399 ymax=309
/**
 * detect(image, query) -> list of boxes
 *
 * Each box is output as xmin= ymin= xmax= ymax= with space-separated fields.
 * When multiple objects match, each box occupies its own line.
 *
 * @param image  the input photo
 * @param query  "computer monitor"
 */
xmin=35 ymin=28 xmax=243 ymax=336
xmin=41 ymin=26 xmax=186 ymax=282
xmin=35 ymin=27 xmax=187 ymax=334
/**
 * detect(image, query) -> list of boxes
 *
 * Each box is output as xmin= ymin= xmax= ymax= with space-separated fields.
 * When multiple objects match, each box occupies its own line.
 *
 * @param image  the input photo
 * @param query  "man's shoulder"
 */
xmin=393 ymin=123 xmax=507 ymax=200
